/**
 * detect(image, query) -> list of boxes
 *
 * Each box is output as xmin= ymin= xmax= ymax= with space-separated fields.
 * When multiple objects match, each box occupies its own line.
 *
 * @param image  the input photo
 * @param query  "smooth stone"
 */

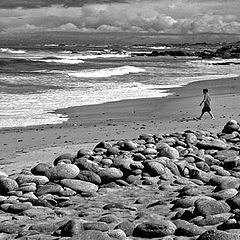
xmin=217 ymin=177 xmax=240 ymax=190
xmin=77 ymin=149 xmax=94 ymax=158
xmin=70 ymin=230 xmax=111 ymax=240
xmin=144 ymin=161 xmax=165 ymax=177
xmin=142 ymin=148 xmax=158 ymax=155
xmin=95 ymin=141 xmax=112 ymax=149
xmin=174 ymin=219 xmax=205 ymax=236
xmin=0 ymin=222 xmax=20 ymax=234
xmin=60 ymin=179 xmax=98 ymax=193
xmin=103 ymin=202 xmax=136 ymax=211
xmin=194 ymin=198 xmax=231 ymax=216
xmin=77 ymin=170 xmax=101 ymax=185
xmin=22 ymin=192 xmax=38 ymax=200
xmin=193 ymin=213 xmax=233 ymax=226
xmin=0 ymin=178 xmax=18 ymax=194
xmin=23 ymin=206 xmax=54 ymax=219
xmin=46 ymin=163 xmax=79 ymax=180
xmin=185 ymin=133 xmax=197 ymax=145
xmin=98 ymin=168 xmax=123 ymax=183
xmin=73 ymin=158 xmax=99 ymax=172
xmin=83 ymin=222 xmax=109 ymax=232
xmin=29 ymin=220 xmax=65 ymax=234
xmin=211 ymin=165 xmax=230 ymax=176
xmin=106 ymin=147 xmax=120 ymax=155
xmin=31 ymin=163 xmax=51 ymax=176
xmin=111 ymin=156 xmax=133 ymax=170
xmin=19 ymin=184 xmax=36 ymax=193
xmin=108 ymin=229 xmax=126 ymax=240
xmin=8 ymin=202 xmax=32 ymax=214
xmin=196 ymin=229 xmax=239 ymax=240
xmin=210 ymin=189 xmax=238 ymax=200
xmin=133 ymin=220 xmax=177 ymax=238
xmin=159 ymin=146 xmax=180 ymax=159
xmin=36 ymin=183 xmax=64 ymax=196
xmin=61 ymin=219 xmax=84 ymax=237
xmin=54 ymin=153 xmax=76 ymax=165
xmin=172 ymin=196 xmax=201 ymax=209
xmin=100 ymin=158 xmax=113 ymax=167
xmin=166 ymin=161 xmax=181 ymax=176
xmin=98 ymin=214 xmax=118 ymax=224
xmin=197 ymin=138 xmax=228 ymax=150
xmin=114 ymin=220 xmax=135 ymax=236
xmin=121 ymin=140 xmax=138 ymax=151
xmin=16 ymin=174 xmax=49 ymax=185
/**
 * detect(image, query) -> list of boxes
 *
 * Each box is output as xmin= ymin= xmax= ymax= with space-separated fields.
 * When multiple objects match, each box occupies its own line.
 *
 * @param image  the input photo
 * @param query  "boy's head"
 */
xmin=203 ymin=89 xmax=208 ymax=94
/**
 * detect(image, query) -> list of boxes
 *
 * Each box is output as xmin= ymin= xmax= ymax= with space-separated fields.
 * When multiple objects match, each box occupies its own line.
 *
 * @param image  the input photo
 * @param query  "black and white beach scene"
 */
xmin=0 ymin=0 xmax=240 ymax=239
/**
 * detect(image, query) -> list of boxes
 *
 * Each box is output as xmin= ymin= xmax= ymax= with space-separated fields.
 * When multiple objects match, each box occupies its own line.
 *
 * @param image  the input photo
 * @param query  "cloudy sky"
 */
xmin=0 ymin=0 xmax=240 ymax=35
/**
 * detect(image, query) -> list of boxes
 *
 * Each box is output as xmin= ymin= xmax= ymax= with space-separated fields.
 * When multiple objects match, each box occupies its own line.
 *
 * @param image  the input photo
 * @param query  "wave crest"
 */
xmin=68 ymin=66 xmax=146 ymax=78
xmin=0 ymin=48 xmax=26 ymax=54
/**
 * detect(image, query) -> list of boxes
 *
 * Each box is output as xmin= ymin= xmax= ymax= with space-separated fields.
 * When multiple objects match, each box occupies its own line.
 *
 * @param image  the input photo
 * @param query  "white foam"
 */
xmin=149 ymin=46 xmax=171 ymax=50
xmin=68 ymin=66 xmax=146 ymax=78
xmin=74 ymin=53 xmax=130 ymax=60
xmin=0 ymin=81 xmax=169 ymax=129
xmin=44 ymin=44 xmax=59 ymax=47
xmin=38 ymin=58 xmax=84 ymax=64
xmin=0 ymin=48 xmax=26 ymax=54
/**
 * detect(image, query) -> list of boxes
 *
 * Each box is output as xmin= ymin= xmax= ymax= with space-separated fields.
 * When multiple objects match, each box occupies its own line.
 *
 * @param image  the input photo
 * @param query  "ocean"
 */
xmin=1 ymin=40 xmax=240 ymax=129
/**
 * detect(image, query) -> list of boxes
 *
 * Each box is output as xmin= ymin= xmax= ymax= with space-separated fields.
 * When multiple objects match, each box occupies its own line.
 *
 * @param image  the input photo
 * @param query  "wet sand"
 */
xmin=0 ymin=76 xmax=240 ymax=174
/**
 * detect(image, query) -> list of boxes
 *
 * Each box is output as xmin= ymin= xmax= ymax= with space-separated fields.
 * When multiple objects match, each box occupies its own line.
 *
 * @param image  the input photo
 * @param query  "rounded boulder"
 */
xmin=133 ymin=220 xmax=177 ymax=238
xmin=54 ymin=153 xmax=75 ymax=165
xmin=98 ymin=168 xmax=123 ymax=183
xmin=159 ymin=146 xmax=179 ymax=159
xmin=194 ymin=198 xmax=230 ymax=217
xmin=46 ymin=163 xmax=79 ymax=180
xmin=0 ymin=178 xmax=18 ymax=195
xmin=144 ymin=161 xmax=165 ymax=177
xmin=60 ymin=179 xmax=98 ymax=193
xmin=16 ymin=174 xmax=49 ymax=185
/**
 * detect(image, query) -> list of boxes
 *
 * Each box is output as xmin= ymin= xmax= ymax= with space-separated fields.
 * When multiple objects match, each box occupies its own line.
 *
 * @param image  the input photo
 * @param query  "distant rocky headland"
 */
xmin=131 ymin=42 xmax=240 ymax=63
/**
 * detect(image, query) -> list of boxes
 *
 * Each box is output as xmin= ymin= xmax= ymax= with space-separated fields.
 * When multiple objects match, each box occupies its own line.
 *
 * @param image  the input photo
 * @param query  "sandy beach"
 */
xmin=0 ymin=75 xmax=239 ymax=174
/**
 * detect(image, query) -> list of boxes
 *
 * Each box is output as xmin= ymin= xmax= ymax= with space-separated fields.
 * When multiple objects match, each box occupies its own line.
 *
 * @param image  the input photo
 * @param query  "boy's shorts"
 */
xmin=202 ymin=106 xmax=211 ymax=113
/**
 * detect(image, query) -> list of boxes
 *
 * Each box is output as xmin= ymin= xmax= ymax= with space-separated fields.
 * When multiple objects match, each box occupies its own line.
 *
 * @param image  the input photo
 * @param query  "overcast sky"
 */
xmin=0 ymin=0 xmax=240 ymax=34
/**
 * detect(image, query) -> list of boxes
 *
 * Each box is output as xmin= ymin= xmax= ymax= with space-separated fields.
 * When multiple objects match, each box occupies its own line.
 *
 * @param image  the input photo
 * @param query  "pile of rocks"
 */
xmin=0 ymin=120 xmax=240 ymax=239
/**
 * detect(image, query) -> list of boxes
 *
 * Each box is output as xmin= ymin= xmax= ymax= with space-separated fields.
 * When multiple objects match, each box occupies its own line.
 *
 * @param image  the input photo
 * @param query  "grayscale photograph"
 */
xmin=0 ymin=0 xmax=240 ymax=239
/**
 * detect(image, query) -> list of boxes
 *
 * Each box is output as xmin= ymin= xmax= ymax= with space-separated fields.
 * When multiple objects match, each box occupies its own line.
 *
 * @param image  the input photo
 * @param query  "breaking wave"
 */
xmin=68 ymin=66 xmax=146 ymax=78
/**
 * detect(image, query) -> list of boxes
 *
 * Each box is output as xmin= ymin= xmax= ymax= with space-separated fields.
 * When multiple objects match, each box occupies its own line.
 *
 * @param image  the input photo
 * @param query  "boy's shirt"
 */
xmin=204 ymin=94 xmax=211 ymax=107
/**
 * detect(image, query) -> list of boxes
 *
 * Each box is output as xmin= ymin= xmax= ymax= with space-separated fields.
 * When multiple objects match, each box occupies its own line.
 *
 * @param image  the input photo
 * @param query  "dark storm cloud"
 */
xmin=0 ymin=0 xmax=127 ymax=9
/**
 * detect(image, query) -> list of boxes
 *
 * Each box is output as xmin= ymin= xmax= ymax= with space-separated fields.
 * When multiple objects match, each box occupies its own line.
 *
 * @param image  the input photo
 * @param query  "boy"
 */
xmin=197 ymin=89 xmax=214 ymax=120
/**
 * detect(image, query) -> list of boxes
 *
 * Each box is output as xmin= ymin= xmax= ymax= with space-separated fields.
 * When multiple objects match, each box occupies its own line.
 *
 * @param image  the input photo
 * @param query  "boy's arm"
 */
xmin=200 ymin=95 xmax=206 ymax=106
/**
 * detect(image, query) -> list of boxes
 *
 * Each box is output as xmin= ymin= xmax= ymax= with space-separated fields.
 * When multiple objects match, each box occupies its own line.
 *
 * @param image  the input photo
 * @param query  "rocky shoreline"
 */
xmin=131 ymin=41 xmax=240 ymax=61
xmin=0 ymin=120 xmax=240 ymax=239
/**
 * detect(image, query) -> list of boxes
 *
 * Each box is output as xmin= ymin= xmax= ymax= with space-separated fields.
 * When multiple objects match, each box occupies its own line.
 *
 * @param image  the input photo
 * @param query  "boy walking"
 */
xmin=197 ymin=89 xmax=215 ymax=120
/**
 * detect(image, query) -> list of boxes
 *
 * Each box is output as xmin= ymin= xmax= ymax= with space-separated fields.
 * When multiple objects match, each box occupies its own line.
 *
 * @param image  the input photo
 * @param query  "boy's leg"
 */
xmin=197 ymin=111 xmax=204 ymax=120
xmin=208 ymin=111 xmax=215 ymax=119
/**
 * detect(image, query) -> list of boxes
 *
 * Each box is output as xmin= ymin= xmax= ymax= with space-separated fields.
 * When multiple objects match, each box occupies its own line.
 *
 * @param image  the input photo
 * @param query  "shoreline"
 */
xmin=0 ymin=75 xmax=240 ymax=173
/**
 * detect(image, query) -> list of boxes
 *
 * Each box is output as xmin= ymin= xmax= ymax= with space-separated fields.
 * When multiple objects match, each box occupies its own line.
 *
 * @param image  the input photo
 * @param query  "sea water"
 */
xmin=0 ymin=45 xmax=240 ymax=129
